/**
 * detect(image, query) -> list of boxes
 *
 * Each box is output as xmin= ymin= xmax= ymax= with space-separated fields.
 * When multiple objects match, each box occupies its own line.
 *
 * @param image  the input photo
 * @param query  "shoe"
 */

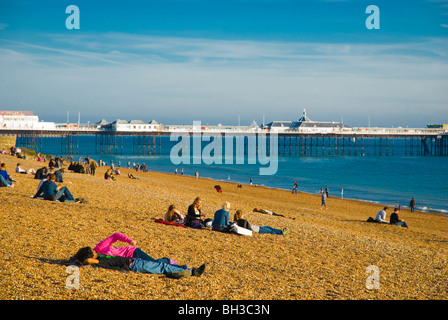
xmin=192 ymin=264 xmax=206 ymax=277
xmin=166 ymin=269 xmax=191 ymax=279
xmin=6 ymin=184 xmax=14 ymax=188
xmin=282 ymin=229 xmax=290 ymax=235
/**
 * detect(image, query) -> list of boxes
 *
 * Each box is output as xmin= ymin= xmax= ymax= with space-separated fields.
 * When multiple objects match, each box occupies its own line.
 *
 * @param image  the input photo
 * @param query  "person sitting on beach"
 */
xmin=390 ymin=208 xmax=408 ymax=228
xmin=33 ymin=173 xmax=75 ymax=202
xmin=253 ymin=208 xmax=285 ymax=217
xmin=15 ymin=163 xmax=36 ymax=175
xmin=375 ymin=207 xmax=389 ymax=224
xmin=185 ymin=197 xmax=207 ymax=228
xmin=71 ymin=246 xmax=206 ymax=279
xmin=211 ymin=201 xmax=232 ymax=233
xmin=0 ymin=163 xmax=15 ymax=187
xmin=49 ymin=165 xmax=64 ymax=182
xmin=164 ymin=204 xmax=185 ymax=225
xmin=34 ymin=166 xmax=48 ymax=180
xmin=104 ymin=168 xmax=116 ymax=181
xmin=128 ymin=173 xmax=140 ymax=180
xmin=235 ymin=210 xmax=290 ymax=235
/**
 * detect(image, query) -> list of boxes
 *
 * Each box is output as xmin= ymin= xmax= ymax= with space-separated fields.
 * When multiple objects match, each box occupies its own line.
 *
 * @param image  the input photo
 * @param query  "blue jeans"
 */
xmin=130 ymin=257 xmax=190 ymax=275
xmin=55 ymin=186 xmax=74 ymax=201
xmin=132 ymin=248 xmax=180 ymax=265
xmin=259 ymin=226 xmax=283 ymax=234
xmin=0 ymin=175 xmax=12 ymax=187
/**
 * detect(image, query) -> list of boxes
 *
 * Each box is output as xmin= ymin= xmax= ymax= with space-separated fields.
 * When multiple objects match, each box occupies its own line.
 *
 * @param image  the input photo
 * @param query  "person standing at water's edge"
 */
xmin=409 ymin=197 xmax=416 ymax=212
xmin=292 ymin=181 xmax=298 ymax=194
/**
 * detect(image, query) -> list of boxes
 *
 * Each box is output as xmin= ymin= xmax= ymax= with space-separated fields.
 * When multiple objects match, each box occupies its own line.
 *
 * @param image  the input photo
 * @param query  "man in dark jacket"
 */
xmin=33 ymin=173 xmax=74 ymax=202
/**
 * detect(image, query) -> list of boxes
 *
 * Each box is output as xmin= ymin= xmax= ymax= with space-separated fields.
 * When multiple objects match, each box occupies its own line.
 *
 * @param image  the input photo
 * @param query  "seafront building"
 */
xmin=265 ymin=110 xmax=349 ymax=133
xmin=0 ymin=111 xmax=56 ymax=130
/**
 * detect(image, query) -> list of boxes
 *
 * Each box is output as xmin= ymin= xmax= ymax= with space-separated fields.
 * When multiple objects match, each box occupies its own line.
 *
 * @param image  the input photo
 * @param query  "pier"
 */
xmin=0 ymin=126 xmax=446 ymax=157
xmin=1 ymin=110 xmax=447 ymax=157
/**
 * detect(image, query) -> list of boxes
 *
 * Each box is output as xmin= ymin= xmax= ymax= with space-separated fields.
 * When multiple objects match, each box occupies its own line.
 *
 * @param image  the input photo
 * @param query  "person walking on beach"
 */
xmin=195 ymin=170 xmax=199 ymax=180
xmin=375 ymin=207 xmax=389 ymax=223
xmin=390 ymin=208 xmax=408 ymax=228
xmin=409 ymin=197 xmax=416 ymax=212
xmin=321 ymin=191 xmax=327 ymax=210
xmin=292 ymin=181 xmax=298 ymax=194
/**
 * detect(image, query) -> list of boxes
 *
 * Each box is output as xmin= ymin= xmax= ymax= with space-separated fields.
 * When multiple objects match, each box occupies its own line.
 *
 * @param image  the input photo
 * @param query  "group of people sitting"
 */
xmin=163 ymin=197 xmax=290 ymax=235
xmin=368 ymin=206 xmax=409 ymax=228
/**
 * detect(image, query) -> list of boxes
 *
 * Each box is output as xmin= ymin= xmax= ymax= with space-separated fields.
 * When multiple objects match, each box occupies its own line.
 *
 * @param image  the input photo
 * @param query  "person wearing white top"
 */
xmin=375 ymin=207 xmax=389 ymax=223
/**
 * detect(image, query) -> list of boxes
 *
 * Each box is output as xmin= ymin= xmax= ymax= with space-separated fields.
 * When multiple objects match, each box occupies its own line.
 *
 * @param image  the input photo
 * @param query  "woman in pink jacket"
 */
xmin=76 ymin=232 xmax=180 ymax=266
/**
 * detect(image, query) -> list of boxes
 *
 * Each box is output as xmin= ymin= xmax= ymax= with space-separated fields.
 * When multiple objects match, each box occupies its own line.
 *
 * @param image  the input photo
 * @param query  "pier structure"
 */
xmin=1 ymin=110 xmax=447 ymax=157
xmin=1 ymin=126 xmax=447 ymax=157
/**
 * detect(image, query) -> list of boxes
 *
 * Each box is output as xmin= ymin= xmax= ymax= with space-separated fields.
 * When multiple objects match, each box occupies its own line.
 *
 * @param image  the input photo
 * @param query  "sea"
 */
xmin=33 ymin=135 xmax=448 ymax=215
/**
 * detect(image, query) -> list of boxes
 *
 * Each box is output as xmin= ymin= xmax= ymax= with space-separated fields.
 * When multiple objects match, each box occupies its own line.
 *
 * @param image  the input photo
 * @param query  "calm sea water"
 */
xmin=32 ymin=135 xmax=448 ymax=214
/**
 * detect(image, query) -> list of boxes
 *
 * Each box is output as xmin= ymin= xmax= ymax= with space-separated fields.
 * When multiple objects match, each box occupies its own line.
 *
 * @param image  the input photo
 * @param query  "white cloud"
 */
xmin=0 ymin=33 xmax=447 ymax=127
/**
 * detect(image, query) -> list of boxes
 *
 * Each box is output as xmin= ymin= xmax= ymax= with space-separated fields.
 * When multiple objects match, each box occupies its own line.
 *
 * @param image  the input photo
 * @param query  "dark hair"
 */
xmin=72 ymin=247 xmax=94 ymax=263
xmin=383 ymin=207 xmax=388 ymax=210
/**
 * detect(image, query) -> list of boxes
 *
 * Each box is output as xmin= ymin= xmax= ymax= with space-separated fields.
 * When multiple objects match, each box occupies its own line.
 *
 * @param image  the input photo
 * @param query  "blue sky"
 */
xmin=0 ymin=0 xmax=447 ymax=127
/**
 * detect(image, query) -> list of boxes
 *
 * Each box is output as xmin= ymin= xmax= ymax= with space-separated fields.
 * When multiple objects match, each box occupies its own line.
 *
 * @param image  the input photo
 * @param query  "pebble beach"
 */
xmin=0 ymin=153 xmax=447 ymax=300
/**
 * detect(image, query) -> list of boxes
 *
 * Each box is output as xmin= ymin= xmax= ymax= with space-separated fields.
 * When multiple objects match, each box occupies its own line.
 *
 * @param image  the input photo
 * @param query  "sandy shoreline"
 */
xmin=0 ymin=153 xmax=447 ymax=300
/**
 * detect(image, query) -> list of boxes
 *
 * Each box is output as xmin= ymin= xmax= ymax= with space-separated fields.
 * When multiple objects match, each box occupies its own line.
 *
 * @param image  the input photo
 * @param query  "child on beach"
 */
xmin=235 ymin=210 xmax=290 ymax=235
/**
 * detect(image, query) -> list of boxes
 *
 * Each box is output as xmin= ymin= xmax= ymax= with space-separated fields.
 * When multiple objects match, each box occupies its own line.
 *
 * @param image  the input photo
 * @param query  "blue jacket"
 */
xmin=212 ymin=209 xmax=230 ymax=228
xmin=34 ymin=180 xmax=58 ymax=200
xmin=0 ymin=169 xmax=12 ymax=181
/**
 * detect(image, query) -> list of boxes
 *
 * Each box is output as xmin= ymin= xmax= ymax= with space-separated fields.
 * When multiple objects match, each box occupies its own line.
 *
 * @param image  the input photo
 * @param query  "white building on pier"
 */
xmin=0 ymin=111 xmax=56 ymax=130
